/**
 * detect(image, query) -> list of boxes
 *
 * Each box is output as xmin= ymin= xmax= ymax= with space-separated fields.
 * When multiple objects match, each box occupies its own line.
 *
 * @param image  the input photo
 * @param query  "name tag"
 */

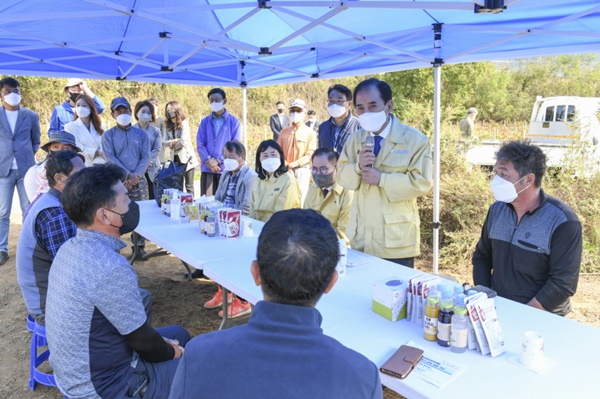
xmin=391 ymin=149 xmax=410 ymax=155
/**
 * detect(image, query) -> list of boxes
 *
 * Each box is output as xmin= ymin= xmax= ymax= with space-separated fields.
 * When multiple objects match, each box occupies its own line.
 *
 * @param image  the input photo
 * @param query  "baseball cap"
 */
xmin=41 ymin=131 xmax=82 ymax=153
xmin=111 ymin=97 xmax=131 ymax=111
xmin=64 ymin=78 xmax=83 ymax=88
xmin=467 ymin=107 xmax=478 ymax=114
xmin=289 ymin=99 xmax=307 ymax=111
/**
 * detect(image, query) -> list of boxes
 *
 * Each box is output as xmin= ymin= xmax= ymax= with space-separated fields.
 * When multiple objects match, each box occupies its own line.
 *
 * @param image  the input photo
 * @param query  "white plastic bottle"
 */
xmin=450 ymin=305 xmax=468 ymax=353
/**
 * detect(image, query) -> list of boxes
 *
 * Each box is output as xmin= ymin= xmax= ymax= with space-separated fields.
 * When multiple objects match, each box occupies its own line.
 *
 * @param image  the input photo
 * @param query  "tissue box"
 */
xmin=372 ymin=277 xmax=408 ymax=322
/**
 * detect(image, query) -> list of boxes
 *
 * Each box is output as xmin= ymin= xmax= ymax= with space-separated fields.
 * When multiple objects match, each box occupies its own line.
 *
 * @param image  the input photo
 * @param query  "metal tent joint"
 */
xmin=432 ymin=57 xmax=444 ymax=67
xmin=258 ymin=0 xmax=271 ymax=10
xmin=474 ymin=0 xmax=506 ymax=14
xmin=431 ymin=221 xmax=442 ymax=229
xmin=311 ymin=73 xmax=319 ymax=78
xmin=159 ymin=31 xmax=172 ymax=38
xmin=259 ymin=47 xmax=271 ymax=55
xmin=160 ymin=66 xmax=173 ymax=72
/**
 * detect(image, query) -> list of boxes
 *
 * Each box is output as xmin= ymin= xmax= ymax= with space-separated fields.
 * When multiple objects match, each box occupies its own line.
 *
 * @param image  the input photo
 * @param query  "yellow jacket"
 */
xmin=338 ymin=115 xmax=433 ymax=259
xmin=303 ymin=182 xmax=353 ymax=245
xmin=249 ymin=171 xmax=301 ymax=222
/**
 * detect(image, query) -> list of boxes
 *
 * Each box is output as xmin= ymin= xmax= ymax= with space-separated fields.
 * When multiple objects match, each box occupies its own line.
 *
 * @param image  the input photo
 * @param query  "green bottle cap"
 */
xmin=454 ymin=306 xmax=467 ymax=315
xmin=427 ymin=296 xmax=440 ymax=305
xmin=441 ymin=300 xmax=454 ymax=310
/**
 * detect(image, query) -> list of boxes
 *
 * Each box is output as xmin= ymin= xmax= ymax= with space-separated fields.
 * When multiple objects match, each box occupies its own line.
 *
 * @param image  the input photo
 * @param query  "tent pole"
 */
xmin=432 ymin=64 xmax=441 ymax=275
xmin=432 ymin=23 xmax=443 ymax=275
xmin=242 ymin=86 xmax=248 ymax=149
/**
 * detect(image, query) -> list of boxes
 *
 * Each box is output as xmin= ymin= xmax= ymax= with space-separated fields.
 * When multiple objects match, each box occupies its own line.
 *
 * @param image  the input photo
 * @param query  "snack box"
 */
xmin=372 ymin=277 xmax=408 ymax=322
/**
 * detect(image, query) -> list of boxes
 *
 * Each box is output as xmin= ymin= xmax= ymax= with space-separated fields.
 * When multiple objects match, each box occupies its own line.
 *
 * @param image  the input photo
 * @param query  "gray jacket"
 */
xmin=0 ymin=106 xmax=41 ymax=177
xmin=214 ymin=163 xmax=258 ymax=215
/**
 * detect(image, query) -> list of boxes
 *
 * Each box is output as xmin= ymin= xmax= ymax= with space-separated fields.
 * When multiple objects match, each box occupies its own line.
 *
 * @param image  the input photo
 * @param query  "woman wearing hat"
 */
xmin=23 ymin=132 xmax=82 ymax=201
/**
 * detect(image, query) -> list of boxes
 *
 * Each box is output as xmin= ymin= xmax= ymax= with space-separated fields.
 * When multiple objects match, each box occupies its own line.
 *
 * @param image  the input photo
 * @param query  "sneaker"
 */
xmin=218 ymin=297 xmax=252 ymax=319
xmin=204 ymin=286 xmax=232 ymax=309
xmin=0 ymin=251 xmax=7 ymax=266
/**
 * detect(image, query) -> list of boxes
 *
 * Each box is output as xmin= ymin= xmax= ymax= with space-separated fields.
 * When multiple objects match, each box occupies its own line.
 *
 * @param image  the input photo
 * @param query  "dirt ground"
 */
xmin=1 ymin=216 xmax=598 ymax=399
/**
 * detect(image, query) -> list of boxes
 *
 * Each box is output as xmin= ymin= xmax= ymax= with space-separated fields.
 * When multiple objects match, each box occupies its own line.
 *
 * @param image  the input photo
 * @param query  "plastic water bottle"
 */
xmin=450 ymin=305 xmax=469 ymax=353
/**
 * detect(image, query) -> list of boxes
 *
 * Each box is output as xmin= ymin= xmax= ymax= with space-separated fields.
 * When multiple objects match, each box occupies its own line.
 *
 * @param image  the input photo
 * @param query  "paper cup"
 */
xmin=520 ymin=331 xmax=545 ymax=370
xmin=241 ymin=217 xmax=253 ymax=237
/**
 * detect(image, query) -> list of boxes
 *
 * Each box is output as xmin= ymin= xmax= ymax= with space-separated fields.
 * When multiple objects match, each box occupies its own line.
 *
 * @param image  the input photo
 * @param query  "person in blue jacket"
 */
xmin=169 ymin=209 xmax=383 ymax=399
xmin=48 ymin=78 xmax=105 ymax=135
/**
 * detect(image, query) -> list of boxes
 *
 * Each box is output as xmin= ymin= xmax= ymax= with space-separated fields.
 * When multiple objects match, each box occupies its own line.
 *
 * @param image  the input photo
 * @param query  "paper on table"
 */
xmin=412 ymin=353 xmax=468 ymax=388
xmin=398 ymin=341 xmax=467 ymax=388
xmin=346 ymin=249 xmax=375 ymax=267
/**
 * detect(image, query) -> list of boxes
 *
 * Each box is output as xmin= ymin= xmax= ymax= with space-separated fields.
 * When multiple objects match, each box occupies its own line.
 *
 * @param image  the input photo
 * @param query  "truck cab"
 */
xmin=466 ymin=96 xmax=600 ymax=174
xmin=528 ymin=96 xmax=600 ymax=145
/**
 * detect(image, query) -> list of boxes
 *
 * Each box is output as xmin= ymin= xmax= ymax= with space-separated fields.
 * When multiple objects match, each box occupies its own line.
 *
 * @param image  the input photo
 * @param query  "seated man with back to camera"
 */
xmin=46 ymin=164 xmax=190 ymax=399
xmin=473 ymin=140 xmax=582 ymax=316
xmin=169 ymin=209 xmax=383 ymax=399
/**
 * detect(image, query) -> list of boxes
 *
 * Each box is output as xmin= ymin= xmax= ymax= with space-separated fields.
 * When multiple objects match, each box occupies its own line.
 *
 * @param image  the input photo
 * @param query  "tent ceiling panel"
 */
xmin=0 ymin=0 xmax=598 ymax=87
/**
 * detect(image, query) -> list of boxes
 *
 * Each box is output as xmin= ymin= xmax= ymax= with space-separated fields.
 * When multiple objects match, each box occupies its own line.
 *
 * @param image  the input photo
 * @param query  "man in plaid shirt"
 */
xmin=16 ymin=150 xmax=85 ymax=324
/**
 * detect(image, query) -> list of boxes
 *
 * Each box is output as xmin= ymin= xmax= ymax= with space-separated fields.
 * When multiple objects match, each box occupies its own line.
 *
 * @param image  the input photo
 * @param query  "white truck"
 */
xmin=466 ymin=96 xmax=600 ymax=175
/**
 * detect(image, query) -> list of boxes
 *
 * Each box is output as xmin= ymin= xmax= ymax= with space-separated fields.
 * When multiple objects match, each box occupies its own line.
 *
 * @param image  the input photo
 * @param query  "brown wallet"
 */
xmin=379 ymin=345 xmax=424 ymax=379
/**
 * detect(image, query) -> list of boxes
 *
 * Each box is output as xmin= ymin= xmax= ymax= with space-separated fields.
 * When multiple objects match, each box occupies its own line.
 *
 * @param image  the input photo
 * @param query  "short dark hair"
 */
xmin=45 ymin=150 xmax=81 ymax=188
xmin=0 ymin=77 xmax=20 ymax=90
xmin=276 ymin=101 xmax=285 ymax=106
xmin=328 ymin=84 xmax=352 ymax=102
xmin=63 ymin=164 xmax=126 ymax=227
xmin=311 ymin=147 xmax=339 ymax=164
xmin=255 ymin=140 xmax=288 ymax=179
xmin=208 ymin=88 xmax=226 ymax=99
xmin=496 ymin=140 xmax=546 ymax=187
xmin=257 ymin=209 xmax=340 ymax=306
xmin=134 ymin=100 xmax=156 ymax=122
xmin=307 ymin=110 xmax=316 ymax=116
xmin=224 ymin=140 xmax=246 ymax=159
xmin=353 ymin=78 xmax=393 ymax=106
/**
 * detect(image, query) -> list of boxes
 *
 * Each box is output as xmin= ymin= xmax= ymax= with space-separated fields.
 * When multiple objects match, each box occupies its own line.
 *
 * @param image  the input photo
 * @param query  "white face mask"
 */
xmin=328 ymin=104 xmax=346 ymax=118
xmin=116 ymin=113 xmax=131 ymax=126
xmin=261 ymin=158 xmax=281 ymax=173
xmin=290 ymin=112 xmax=305 ymax=124
xmin=359 ymin=110 xmax=388 ymax=132
xmin=137 ymin=112 xmax=152 ymax=123
xmin=75 ymin=106 xmax=91 ymax=118
xmin=223 ymin=158 xmax=240 ymax=172
xmin=3 ymin=92 xmax=21 ymax=106
xmin=490 ymin=174 xmax=529 ymax=203
xmin=210 ymin=101 xmax=224 ymax=113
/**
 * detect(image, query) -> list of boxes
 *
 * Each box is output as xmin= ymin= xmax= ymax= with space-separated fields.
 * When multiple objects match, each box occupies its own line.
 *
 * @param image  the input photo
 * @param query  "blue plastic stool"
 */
xmin=28 ymin=316 xmax=58 ymax=391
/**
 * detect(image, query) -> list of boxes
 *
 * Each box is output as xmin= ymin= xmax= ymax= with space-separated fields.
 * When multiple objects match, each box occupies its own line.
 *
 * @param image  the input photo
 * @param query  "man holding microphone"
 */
xmin=338 ymin=78 xmax=433 ymax=268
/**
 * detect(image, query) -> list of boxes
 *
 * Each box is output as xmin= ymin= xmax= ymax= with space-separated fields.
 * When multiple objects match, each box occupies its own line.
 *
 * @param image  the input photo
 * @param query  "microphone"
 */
xmin=364 ymin=136 xmax=375 ymax=168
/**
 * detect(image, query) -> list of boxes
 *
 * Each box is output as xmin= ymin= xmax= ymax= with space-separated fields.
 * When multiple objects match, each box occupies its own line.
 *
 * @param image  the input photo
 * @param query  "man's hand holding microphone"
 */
xmin=359 ymin=135 xmax=382 ymax=185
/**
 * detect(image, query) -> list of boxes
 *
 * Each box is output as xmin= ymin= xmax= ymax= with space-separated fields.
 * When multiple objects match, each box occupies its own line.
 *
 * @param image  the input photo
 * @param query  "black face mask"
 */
xmin=277 ymin=108 xmax=284 ymax=113
xmin=167 ymin=109 xmax=177 ymax=119
xmin=69 ymin=92 xmax=80 ymax=103
xmin=106 ymin=201 xmax=140 ymax=235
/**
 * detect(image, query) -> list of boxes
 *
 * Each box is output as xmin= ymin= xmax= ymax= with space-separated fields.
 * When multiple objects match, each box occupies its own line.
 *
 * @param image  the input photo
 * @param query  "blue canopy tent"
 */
xmin=1 ymin=0 xmax=599 ymax=271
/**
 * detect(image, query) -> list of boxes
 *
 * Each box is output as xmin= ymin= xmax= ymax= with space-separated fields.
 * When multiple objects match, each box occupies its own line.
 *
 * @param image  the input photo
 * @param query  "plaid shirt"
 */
xmin=222 ymin=172 xmax=241 ymax=209
xmin=35 ymin=206 xmax=77 ymax=260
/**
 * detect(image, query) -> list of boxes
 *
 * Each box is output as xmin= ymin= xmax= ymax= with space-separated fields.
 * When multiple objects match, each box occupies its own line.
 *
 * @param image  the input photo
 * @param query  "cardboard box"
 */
xmin=372 ymin=277 xmax=408 ymax=322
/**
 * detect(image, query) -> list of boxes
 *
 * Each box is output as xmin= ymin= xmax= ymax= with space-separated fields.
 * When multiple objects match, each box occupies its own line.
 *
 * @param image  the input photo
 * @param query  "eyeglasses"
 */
xmin=311 ymin=166 xmax=333 ymax=175
xmin=327 ymin=99 xmax=348 ymax=106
